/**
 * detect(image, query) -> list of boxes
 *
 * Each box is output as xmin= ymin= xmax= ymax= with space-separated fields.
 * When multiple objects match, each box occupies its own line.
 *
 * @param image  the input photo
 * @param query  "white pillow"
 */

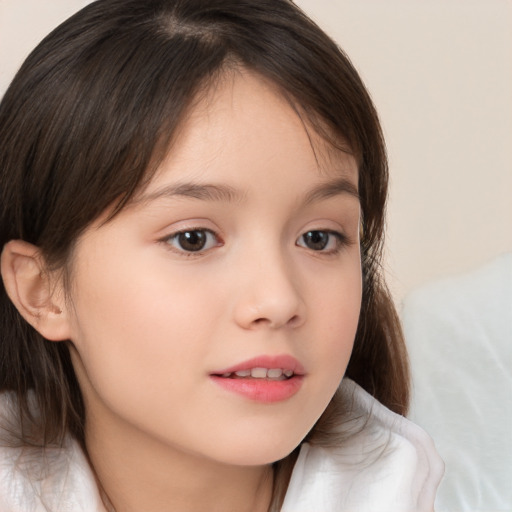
xmin=402 ymin=253 xmax=512 ymax=511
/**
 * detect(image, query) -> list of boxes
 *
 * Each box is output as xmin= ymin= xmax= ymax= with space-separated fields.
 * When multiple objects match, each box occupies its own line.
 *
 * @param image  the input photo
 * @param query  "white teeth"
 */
xmin=251 ymin=367 xmax=268 ymax=378
xmin=224 ymin=368 xmax=295 ymax=379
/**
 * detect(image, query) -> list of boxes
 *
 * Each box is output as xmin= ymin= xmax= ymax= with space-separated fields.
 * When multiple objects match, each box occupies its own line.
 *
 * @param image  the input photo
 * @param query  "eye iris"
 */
xmin=303 ymin=231 xmax=329 ymax=250
xmin=178 ymin=231 xmax=207 ymax=251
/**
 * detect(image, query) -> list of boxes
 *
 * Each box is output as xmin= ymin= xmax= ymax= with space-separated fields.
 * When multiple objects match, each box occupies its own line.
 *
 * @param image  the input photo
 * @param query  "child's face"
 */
xmin=65 ymin=70 xmax=362 ymax=466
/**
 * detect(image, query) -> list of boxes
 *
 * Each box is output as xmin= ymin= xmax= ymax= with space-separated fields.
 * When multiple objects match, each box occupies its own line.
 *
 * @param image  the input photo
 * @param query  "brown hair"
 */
xmin=0 ymin=0 xmax=409 ymax=508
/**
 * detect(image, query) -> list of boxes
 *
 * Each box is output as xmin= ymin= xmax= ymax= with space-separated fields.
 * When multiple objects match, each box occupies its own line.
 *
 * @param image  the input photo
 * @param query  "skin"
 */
xmin=3 ymin=69 xmax=362 ymax=512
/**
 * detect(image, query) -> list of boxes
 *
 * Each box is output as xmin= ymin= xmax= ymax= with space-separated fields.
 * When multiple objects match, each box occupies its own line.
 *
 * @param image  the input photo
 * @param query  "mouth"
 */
xmin=214 ymin=367 xmax=296 ymax=381
xmin=210 ymin=355 xmax=304 ymax=402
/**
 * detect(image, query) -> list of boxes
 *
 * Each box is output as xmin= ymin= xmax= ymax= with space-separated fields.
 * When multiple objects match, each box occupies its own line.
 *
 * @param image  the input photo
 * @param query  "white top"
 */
xmin=0 ymin=379 xmax=443 ymax=511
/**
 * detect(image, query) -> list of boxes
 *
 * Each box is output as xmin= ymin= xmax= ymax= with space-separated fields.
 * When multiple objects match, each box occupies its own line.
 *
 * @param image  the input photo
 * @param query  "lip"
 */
xmin=212 ymin=354 xmax=305 ymax=376
xmin=210 ymin=354 xmax=305 ymax=403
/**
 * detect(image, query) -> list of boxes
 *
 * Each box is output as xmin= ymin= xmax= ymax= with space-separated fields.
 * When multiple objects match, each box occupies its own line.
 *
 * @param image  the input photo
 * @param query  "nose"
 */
xmin=232 ymin=252 xmax=306 ymax=330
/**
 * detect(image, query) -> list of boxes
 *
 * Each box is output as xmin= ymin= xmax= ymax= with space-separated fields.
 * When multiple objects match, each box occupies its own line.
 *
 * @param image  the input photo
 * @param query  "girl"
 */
xmin=0 ymin=1 xmax=443 ymax=511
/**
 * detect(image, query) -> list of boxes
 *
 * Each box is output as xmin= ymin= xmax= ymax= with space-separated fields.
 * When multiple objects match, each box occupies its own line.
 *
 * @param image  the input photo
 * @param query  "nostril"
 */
xmin=253 ymin=317 xmax=268 ymax=325
xmin=251 ymin=314 xmax=301 ymax=329
xmin=287 ymin=314 xmax=301 ymax=327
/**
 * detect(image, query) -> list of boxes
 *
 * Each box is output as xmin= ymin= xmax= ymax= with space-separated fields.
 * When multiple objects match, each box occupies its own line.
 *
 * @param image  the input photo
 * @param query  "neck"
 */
xmin=85 ymin=410 xmax=274 ymax=512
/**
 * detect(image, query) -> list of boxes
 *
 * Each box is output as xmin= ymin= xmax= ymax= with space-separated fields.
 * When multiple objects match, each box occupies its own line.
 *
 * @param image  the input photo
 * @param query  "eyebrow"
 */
xmin=302 ymin=178 xmax=360 ymax=205
xmin=135 ymin=177 xmax=359 ymax=206
xmin=135 ymin=182 xmax=243 ymax=204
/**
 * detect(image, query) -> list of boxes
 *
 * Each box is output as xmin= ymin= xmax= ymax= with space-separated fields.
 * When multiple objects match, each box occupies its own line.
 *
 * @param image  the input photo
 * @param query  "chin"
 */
xmin=208 ymin=434 xmax=304 ymax=467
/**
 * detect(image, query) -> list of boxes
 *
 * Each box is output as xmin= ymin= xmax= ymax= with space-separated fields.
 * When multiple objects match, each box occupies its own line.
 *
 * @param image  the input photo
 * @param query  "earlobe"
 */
xmin=1 ymin=240 xmax=71 ymax=341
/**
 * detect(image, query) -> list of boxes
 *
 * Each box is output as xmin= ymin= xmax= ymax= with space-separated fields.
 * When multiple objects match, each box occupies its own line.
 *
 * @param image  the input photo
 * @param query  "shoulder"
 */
xmin=0 ymin=392 xmax=106 ymax=512
xmin=281 ymin=379 xmax=444 ymax=512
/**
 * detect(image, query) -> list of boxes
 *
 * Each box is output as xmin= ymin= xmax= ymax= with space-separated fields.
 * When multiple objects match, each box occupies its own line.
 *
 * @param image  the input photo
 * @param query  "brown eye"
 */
xmin=297 ymin=230 xmax=344 ymax=252
xmin=166 ymin=229 xmax=218 ymax=252
xmin=303 ymin=231 xmax=328 ymax=250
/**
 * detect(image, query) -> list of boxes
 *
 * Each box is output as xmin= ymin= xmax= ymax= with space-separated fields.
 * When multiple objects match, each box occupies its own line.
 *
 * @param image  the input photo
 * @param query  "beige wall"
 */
xmin=296 ymin=0 xmax=512 ymax=303
xmin=2 ymin=0 xmax=511 ymax=304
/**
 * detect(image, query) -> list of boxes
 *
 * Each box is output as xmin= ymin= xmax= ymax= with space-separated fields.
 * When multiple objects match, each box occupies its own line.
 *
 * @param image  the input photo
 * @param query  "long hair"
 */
xmin=0 ymin=0 xmax=409 ymax=508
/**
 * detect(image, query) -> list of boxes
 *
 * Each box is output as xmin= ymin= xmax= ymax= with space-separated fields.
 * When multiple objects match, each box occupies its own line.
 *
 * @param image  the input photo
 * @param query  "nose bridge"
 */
xmin=233 ymin=239 xmax=305 ymax=330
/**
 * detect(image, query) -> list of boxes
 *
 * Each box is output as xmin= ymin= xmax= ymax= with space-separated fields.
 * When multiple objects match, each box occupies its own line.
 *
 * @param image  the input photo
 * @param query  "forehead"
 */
xmin=138 ymin=68 xmax=358 ymax=201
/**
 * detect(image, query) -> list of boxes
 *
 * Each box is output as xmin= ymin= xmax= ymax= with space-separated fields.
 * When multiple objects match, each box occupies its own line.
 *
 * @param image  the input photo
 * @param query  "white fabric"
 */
xmin=0 ymin=391 xmax=105 ymax=512
xmin=0 ymin=379 xmax=443 ymax=511
xmin=282 ymin=379 xmax=444 ymax=512
xmin=403 ymin=253 xmax=512 ymax=511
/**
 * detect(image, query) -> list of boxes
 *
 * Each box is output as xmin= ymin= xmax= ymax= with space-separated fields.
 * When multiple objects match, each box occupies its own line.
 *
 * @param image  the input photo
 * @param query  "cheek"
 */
xmin=298 ymin=258 xmax=362 ymax=419
xmin=330 ymin=270 xmax=362 ymax=370
xmin=315 ymin=297 xmax=359 ymax=384
xmin=310 ymin=255 xmax=362 ymax=350
xmin=67 ymin=250 xmax=218 ymax=412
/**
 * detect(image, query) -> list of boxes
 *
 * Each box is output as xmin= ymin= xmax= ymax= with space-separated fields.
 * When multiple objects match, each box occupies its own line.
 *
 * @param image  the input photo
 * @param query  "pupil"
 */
xmin=178 ymin=231 xmax=206 ymax=251
xmin=304 ymin=231 xmax=328 ymax=250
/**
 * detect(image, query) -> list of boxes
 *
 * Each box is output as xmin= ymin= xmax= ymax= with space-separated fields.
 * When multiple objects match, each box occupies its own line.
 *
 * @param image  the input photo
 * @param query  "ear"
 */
xmin=1 ymin=240 xmax=72 ymax=341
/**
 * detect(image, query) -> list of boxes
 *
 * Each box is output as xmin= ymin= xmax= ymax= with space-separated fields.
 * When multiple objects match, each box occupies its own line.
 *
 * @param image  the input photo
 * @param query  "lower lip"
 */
xmin=210 ymin=375 xmax=303 ymax=403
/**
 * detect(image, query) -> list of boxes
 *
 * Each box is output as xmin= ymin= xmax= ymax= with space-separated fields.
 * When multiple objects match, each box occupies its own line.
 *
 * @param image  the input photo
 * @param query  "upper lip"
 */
xmin=211 ymin=354 xmax=305 ymax=376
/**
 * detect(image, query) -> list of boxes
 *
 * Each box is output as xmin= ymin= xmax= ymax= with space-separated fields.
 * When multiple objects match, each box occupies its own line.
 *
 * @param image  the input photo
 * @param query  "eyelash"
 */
xmin=160 ymin=228 xmax=349 ymax=256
